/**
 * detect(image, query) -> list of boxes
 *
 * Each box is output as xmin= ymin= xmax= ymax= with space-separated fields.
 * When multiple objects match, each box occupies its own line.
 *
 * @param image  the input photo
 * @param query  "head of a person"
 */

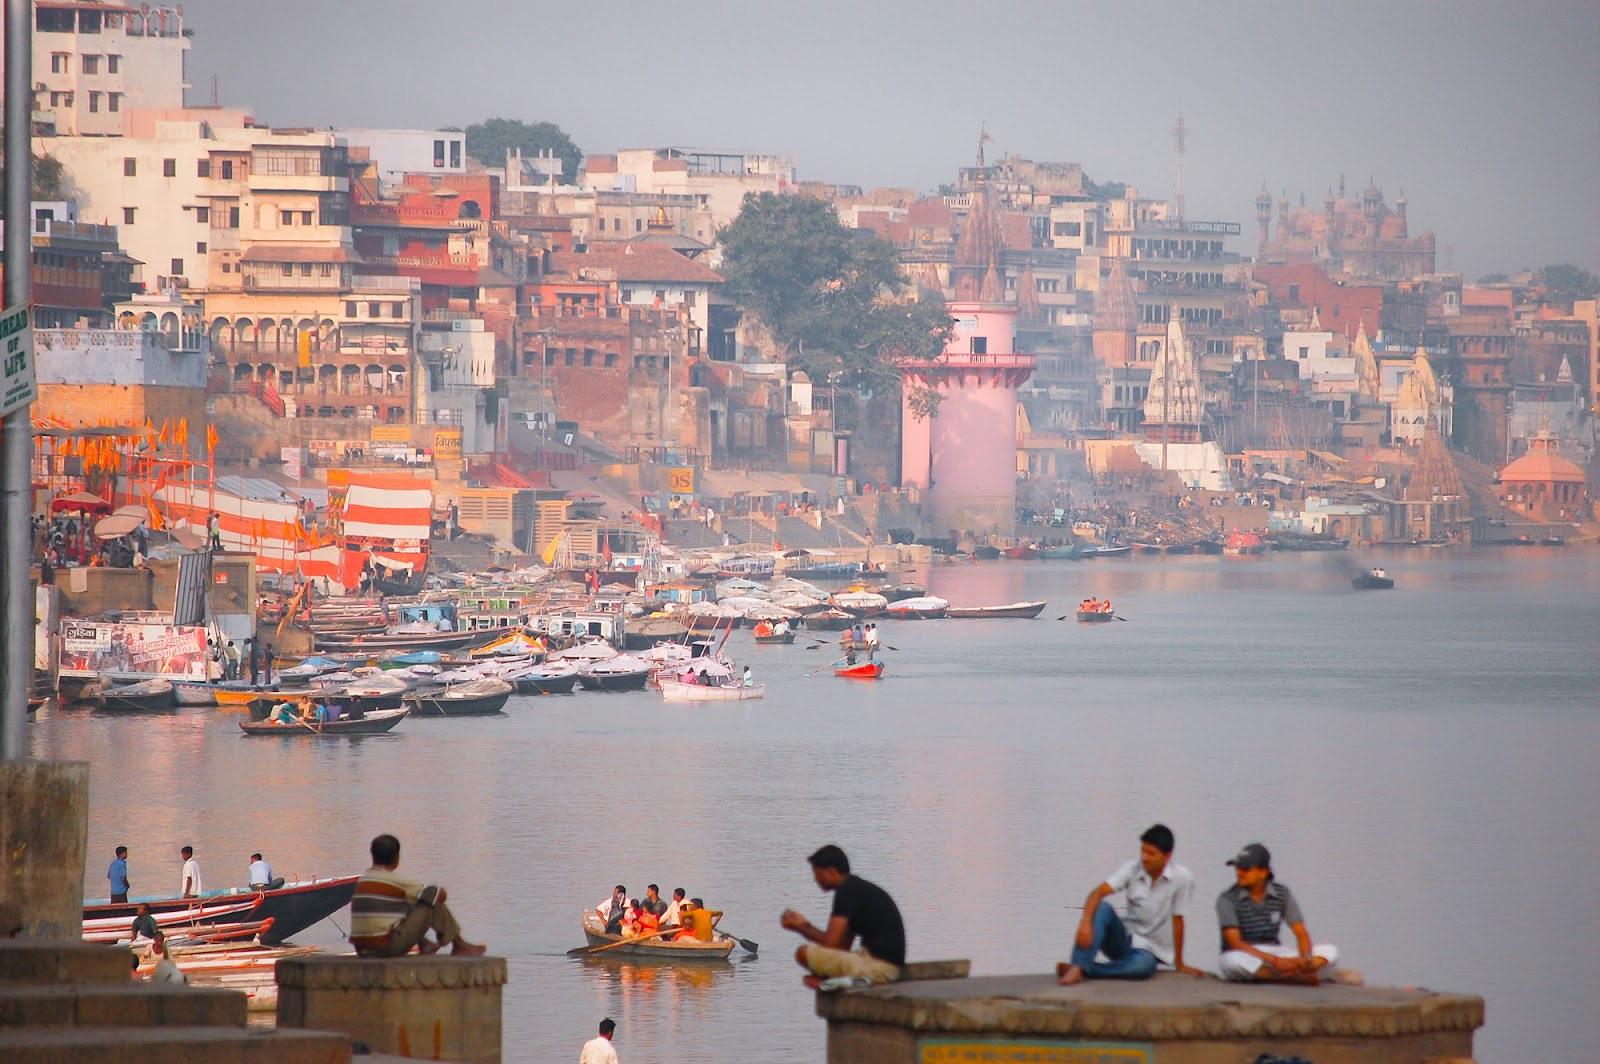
xmin=599 ymin=1018 xmax=616 ymax=1040
xmin=807 ymin=845 xmax=850 ymax=891
xmin=136 ymin=903 xmax=150 ymax=915
xmin=690 ymin=897 xmax=704 ymax=909
xmin=613 ymin=884 xmax=626 ymax=900
xmin=1139 ymin=823 xmax=1175 ymax=876
xmin=672 ymin=888 xmax=685 ymax=902
xmin=151 ymin=929 xmax=166 ymax=954
xmin=250 ymin=852 xmax=263 ymax=864
xmin=370 ymin=834 xmax=401 ymax=869
xmin=1226 ymin=842 xmax=1272 ymax=887
xmin=680 ymin=898 xmax=695 ymax=913
xmin=629 ymin=899 xmax=642 ymax=915
xmin=180 ymin=846 xmax=193 ymax=859
xmin=646 ymin=884 xmax=660 ymax=901
xmin=116 ymin=845 xmax=128 ymax=859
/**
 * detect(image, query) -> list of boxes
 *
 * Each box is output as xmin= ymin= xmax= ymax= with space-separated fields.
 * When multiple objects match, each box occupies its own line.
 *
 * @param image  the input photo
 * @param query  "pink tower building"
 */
xmin=900 ymin=160 xmax=1034 ymax=533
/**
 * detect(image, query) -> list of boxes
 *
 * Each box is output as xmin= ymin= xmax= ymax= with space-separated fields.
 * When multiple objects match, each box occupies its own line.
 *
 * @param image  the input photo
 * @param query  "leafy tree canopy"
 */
xmin=716 ymin=192 xmax=952 ymax=414
xmin=1082 ymin=176 xmax=1127 ymax=201
xmin=1475 ymin=272 xmax=1509 ymax=285
xmin=0 ymin=140 xmax=67 ymax=199
xmin=463 ymin=118 xmax=581 ymax=184
xmin=1537 ymin=263 xmax=1599 ymax=308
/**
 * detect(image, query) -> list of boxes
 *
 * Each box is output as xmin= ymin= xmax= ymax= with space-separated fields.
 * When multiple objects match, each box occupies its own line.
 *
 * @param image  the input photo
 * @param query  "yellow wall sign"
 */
xmin=667 ymin=467 xmax=695 ymax=494
xmin=920 ymin=1040 xmax=1152 ymax=1064
xmin=434 ymin=428 xmax=463 ymax=460
xmin=371 ymin=425 xmax=412 ymax=443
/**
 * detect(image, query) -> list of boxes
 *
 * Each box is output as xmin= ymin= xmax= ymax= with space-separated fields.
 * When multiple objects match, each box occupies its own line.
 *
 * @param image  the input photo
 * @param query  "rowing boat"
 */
xmin=659 ymin=679 xmax=765 ymax=702
xmin=946 ymin=600 xmax=1047 ymax=620
xmin=406 ymin=678 xmax=514 ymax=716
xmin=835 ymin=661 xmax=886 ymax=680
xmin=579 ymin=914 xmax=735 ymax=960
xmin=239 ymin=707 xmax=408 ymax=736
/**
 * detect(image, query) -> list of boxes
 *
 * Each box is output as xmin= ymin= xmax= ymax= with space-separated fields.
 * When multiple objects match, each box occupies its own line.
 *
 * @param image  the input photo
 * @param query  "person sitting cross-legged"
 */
xmin=349 ymin=834 xmax=486 ymax=957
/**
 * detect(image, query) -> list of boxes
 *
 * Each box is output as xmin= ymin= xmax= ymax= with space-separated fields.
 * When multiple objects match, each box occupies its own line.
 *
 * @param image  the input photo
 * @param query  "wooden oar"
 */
xmin=567 ymin=927 xmax=674 ymax=956
xmin=716 ymin=928 xmax=759 ymax=954
xmin=804 ymin=658 xmax=848 ymax=677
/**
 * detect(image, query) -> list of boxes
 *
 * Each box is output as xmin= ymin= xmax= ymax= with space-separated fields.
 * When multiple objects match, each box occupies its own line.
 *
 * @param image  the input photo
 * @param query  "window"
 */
xmin=221 ymin=263 xmax=231 ymax=274
xmin=449 ymin=140 xmax=461 ymax=168
xmin=62 ymin=92 xmax=74 ymax=108
xmin=170 ymin=258 xmax=183 ymax=276
xmin=281 ymin=263 xmax=294 ymax=277
xmin=299 ymin=263 xmax=312 ymax=277
xmin=88 ymin=92 xmax=100 ymax=113
xmin=345 ymin=302 xmax=357 ymax=317
xmin=301 ymin=211 xmax=312 ymax=226
xmin=108 ymin=92 xmax=120 ymax=112
xmin=51 ymin=53 xmax=68 ymax=74
xmin=1298 ymin=346 xmax=1310 ymax=360
xmin=970 ymin=336 xmax=987 ymax=355
xmin=320 ymin=264 xmax=333 ymax=278
xmin=196 ymin=242 xmax=207 ymax=254
xmin=221 ymin=160 xmax=233 ymax=180
xmin=228 ymin=206 xmax=240 ymax=228
xmin=107 ymin=54 xmax=120 ymax=74
xmin=163 ymin=158 xmax=176 ymax=178
xmin=392 ymin=302 xmax=404 ymax=318
xmin=195 ymin=206 xmax=209 ymax=223
xmin=122 ymin=207 xmax=136 ymax=224
xmin=597 ymin=218 xmax=605 ymax=232
xmin=604 ymin=353 xmax=618 ymax=368
xmin=197 ymin=159 xmax=210 ymax=178
xmin=82 ymin=55 xmax=99 ymax=74
xmin=433 ymin=140 xmax=446 ymax=168
xmin=281 ymin=210 xmax=294 ymax=226
xmin=635 ymin=219 xmax=643 ymax=232
xmin=49 ymin=92 xmax=62 ymax=107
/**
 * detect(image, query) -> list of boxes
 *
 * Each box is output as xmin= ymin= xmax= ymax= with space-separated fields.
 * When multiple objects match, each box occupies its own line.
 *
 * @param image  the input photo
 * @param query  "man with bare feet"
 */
xmin=1057 ymin=823 xmax=1202 ymax=986
xmin=781 ymin=845 xmax=904 ymax=989
xmin=350 ymin=834 xmax=487 ymax=957
xmin=1216 ymin=843 xmax=1356 ymax=984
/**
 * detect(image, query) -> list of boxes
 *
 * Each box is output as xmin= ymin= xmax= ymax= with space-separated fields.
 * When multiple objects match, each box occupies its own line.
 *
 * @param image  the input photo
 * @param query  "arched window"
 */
xmin=458 ymin=200 xmax=481 ymax=219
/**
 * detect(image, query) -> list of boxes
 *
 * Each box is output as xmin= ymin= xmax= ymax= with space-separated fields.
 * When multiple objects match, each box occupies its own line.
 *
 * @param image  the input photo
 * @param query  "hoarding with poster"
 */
xmin=433 ymin=428 xmax=463 ymax=460
xmin=58 ymin=620 xmax=209 ymax=679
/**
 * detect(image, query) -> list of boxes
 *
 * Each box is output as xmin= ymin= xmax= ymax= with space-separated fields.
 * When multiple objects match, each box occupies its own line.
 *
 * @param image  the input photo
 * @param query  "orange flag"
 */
xmin=207 ymin=423 xmax=219 ymax=453
xmin=141 ymin=487 xmax=166 ymax=530
xmin=158 ymin=419 xmax=170 ymax=445
xmin=176 ymin=418 xmax=189 ymax=449
xmin=280 ymin=520 xmax=295 ymax=543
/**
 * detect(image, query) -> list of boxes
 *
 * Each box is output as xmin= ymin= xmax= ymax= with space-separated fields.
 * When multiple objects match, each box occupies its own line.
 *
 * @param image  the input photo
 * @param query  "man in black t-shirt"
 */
xmin=781 ymin=844 xmax=905 ymax=988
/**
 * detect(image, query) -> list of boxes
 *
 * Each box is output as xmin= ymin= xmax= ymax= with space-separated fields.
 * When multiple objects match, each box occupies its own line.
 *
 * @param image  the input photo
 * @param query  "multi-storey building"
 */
xmin=20 ymin=0 xmax=188 ymax=136
xmin=0 ymin=204 xmax=127 ymax=327
xmin=582 ymin=148 xmax=796 ymax=237
xmin=1257 ymin=178 xmax=1436 ymax=282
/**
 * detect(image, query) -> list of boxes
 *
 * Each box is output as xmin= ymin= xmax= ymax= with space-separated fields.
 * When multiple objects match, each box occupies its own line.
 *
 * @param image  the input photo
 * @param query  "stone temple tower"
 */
xmin=900 ymin=136 xmax=1035 ymax=533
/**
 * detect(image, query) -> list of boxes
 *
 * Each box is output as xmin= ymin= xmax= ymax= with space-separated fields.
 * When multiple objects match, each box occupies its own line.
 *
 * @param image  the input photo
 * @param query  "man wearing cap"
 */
xmin=1057 ymin=824 xmax=1203 ymax=985
xmin=1216 ymin=843 xmax=1353 ymax=984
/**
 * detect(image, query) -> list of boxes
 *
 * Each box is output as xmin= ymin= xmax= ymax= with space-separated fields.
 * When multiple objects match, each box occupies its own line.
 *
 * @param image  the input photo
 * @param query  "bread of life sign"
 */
xmin=0 ymin=303 xmax=37 ymax=418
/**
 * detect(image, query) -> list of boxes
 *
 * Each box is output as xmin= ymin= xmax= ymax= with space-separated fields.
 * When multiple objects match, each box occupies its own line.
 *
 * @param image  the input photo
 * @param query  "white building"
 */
xmin=1283 ymin=327 xmax=1355 ymax=383
xmin=417 ymin=320 xmax=498 ymax=456
xmin=339 ymin=129 xmax=467 ymax=192
xmin=583 ymin=148 xmax=796 ymax=236
xmin=16 ymin=1 xmax=189 ymax=137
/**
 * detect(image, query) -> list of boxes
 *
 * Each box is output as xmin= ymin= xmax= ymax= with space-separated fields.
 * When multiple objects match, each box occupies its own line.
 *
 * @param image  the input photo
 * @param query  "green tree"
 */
xmin=1082 ymin=176 xmax=1127 ymax=201
xmin=463 ymin=118 xmax=581 ymax=184
xmin=1475 ymin=272 xmax=1509 ymax=285
xmin=1537 ymin=263 xmax=1599 ymax=308
xmin=716 ymin=192 xmax=953 ymax=426
xmin=0 ymin=140 xmax=68 ymax=199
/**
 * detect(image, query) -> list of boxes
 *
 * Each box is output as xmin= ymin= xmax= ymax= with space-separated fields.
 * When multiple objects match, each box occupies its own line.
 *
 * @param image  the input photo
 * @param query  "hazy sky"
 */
xmin=179 ymin=0 xmax=1599 ymax=278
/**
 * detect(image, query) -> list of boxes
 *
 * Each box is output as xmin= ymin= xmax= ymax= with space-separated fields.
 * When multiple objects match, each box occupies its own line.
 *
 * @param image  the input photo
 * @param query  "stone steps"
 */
xmin=0 ymin=938 xmax=133 ymax=985
xmin=0 ymin=1025 xmax=350 ymax=1064
xmin=0 ymin=981 xmax=246 ymax=1028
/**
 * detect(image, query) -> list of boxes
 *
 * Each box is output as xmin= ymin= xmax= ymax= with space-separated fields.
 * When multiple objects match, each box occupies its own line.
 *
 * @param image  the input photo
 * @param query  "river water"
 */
xmin=28 ymin=548 xmax=1599 ymax=1064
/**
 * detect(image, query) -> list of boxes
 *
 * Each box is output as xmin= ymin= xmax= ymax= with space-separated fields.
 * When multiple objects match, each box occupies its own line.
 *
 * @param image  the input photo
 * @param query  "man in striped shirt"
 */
xmin=350 ymin=835 xmax=486 ymax=957
xmin=1216 ymin=843 xmax=1355 ymax=984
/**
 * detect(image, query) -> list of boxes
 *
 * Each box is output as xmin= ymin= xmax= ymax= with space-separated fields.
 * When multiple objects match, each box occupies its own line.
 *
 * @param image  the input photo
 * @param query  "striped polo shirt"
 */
xmin=349 ymin=865 xmax=441 ymax=950
xmin=1215 ymin=881 xmax=1304 ymax=949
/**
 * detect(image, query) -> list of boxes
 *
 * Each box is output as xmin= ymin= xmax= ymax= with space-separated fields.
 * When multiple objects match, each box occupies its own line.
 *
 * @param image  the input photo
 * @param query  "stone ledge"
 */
xmin=902 ymin=959 xmax=971 ymax=981
xmin=817 ymin=973 xmax=1485 ymax=1040
xmin=0 ymin=1025 xmax=350 ymax=1064
xmin=275 ymin=955 xmax=507 ymax=991
xmin=0 ymin=940 xmax=133 ymax=986
xmin=0 ymin=982 xmax=247 ymax=1028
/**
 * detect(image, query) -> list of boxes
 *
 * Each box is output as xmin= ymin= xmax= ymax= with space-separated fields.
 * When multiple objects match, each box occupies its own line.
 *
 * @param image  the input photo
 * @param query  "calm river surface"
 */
xmin=30 ymin=548 xmax=1599 ymax=1064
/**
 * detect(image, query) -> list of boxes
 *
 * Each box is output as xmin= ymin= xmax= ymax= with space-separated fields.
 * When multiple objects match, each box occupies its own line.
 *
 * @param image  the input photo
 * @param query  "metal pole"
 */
xmin=3 ymin=0 xmax=35 ymax=759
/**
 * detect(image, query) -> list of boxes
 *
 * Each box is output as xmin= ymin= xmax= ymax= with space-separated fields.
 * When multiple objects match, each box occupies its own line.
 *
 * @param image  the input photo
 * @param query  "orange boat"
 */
xmin=835 ymin=662 xmax=885 ymax=680
xmin=214 ymin=687 xmax=272 ymax=709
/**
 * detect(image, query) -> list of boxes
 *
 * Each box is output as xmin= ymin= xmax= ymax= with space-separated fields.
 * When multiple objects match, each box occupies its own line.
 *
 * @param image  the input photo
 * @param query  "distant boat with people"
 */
xmin=1352 ymin=567 xmax=1395 ymax=590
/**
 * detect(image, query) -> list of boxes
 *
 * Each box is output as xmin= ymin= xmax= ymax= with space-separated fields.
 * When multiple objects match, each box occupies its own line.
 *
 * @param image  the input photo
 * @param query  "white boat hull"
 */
xmin=659 ymin=680 xmax=765 ymax=702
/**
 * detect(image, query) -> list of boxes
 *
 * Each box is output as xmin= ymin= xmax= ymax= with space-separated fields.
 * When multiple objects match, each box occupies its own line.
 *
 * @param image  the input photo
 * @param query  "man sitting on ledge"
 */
xmin=1216 ymin=842 xmax=1358 ymax=985
xmin=781 ymin=844 xmax=904 ymax=989
xmin=350 ymin=834 xmax=487 ymax=957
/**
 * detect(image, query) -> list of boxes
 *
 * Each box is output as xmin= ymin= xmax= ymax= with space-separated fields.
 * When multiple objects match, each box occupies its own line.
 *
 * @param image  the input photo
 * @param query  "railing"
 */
xmin=247 ymin=380 xmax=285 ymax=416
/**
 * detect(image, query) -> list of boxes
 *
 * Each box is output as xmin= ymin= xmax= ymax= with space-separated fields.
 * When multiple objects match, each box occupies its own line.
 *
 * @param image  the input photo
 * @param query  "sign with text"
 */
xmin=667 ymin=466 xmax=695 ymax=494
xmin=920 ymin=1039 xmax=1152 ymax=1064
xmin=433 ymin=428 xmax=463 ymax=460
xmin=371 ymin=425 xmax=412 ymax=443
xmin=59 ymin=620 xmax=208 ymax=679
xmin=0 ymin=302 xmax=37 ymax=418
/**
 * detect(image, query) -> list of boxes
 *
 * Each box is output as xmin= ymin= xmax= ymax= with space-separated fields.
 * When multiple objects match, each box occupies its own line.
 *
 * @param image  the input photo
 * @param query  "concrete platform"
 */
xmin=0 ymin=1025 xmax=350 ymax=1064
xmin=0 ymin=938 xmax=133 ymax=985
xmin=816 ymin=972 xmax=1483 ymax=1064
xmin=0 ymin=982 xmax=247 ymax=1028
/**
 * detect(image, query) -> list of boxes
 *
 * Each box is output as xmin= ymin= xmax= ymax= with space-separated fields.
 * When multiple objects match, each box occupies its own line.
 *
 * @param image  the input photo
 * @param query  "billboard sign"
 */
xmin=59 ymin=621 xmax=209 ymax=679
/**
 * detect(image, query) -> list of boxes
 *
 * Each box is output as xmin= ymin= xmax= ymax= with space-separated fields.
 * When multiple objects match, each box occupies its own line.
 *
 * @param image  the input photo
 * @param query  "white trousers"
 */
xmin=1219 ymin=942 xmax=1338 ymax=981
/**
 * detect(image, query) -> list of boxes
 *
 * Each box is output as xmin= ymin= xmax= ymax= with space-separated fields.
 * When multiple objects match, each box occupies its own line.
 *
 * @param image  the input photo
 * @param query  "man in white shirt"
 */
xmin=179 ymin=846 xmax=203 ymax=898
xmin=1057 ymin=824 xmax=1201 ymax=985
xmin=247 ymin=853 xmax=274 ymax=890
xmin=595 ymin=885 xmax=629 ymax=935
xmin=578 ymin=1017 xmax=618 ymax=1064
xmin=660 ymin=888 xmax=685 ymax=930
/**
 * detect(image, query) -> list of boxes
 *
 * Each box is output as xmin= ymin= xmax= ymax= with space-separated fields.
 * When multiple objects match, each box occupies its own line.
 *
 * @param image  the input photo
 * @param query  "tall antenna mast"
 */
xmin=210 ymin=73 xmax=219 ymax=107
xmin=1170 ymin=114 xmax=1187 ymax=222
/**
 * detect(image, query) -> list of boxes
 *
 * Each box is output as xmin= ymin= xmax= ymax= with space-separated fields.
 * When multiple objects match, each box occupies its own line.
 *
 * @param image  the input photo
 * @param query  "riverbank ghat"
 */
xmin=816 ymin=972 xmax=1484 ymax=1064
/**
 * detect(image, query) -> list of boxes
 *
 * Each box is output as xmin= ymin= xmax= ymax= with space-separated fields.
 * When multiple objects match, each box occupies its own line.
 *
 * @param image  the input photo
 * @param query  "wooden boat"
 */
xmin=969 ymin=545 xmax=1002 ymax=560
xmin=1224 ymin=530 xmax=1268 ymax=556
xmin=1003 ymin=543 xmax=1040 ymax=560
xmin=172 ymin=679 xmax=219 ymax=706
xmin=659 ymin=678 xmax=766 ymax=702
xmin=831 ymin=590 xmax=888 ymax=617
xmin=623 ymin=617 xmax=690 ymax=650
xmin=406 ymin=678 xmax=514 ymax=716
xmin=56 ymin=674 xmax=103 ymax=703
xmin=577 ymin=655 xmax=653 ymax=692
xmin=98 ymin=678 xmax=176 ymax=712
xmin=1079 ymin=545 xmax=1131 ymax=559
xmin=507 ymin=660 xmax=580 ymax=695
xmin=1037 ymin=544 xmax=1083 ymax=560
xmin=802 ymin=608 xmax=855 ymax=631
xmin=239 ymin=706 xmax=408 ymax=736
xmin=579 ymin=914 xmax=735 ymax=960
xmin=946 ymin=600 xmax=1047 ymax=620
xmin=215 ymin=683 xmax=276 ymax=708
xmin=84 ymin=898 xmax=260 ymax=943
xmin=88 ymin=876 xmax=357 ymax=947
xmin=314 ymin=627 xmax=499 ymax=652
xmin=753 ymin=629 xmax=795 ymax=644
xmin=1352 ymin=570 xmax=1395 ymax=590
xmin=835 ymin=661 xmax=886 ymax=680
xmin=882 ymin=583 xmax=927 ymax=602
xmin=1075 ymin=607 xmax=1116 ymax=622
xmin=882 ymin=596 xmax=948 ymax=620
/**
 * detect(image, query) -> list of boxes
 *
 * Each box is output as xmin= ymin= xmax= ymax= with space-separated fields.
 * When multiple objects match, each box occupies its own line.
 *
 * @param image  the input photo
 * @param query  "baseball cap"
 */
xmin=1226 ymin=843 xmax=1271 ymax=870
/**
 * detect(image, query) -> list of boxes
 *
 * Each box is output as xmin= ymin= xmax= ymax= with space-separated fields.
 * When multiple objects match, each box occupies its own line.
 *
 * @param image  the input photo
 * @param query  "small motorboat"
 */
xmin=1036 ymin=544 xmax=1083 ymax=560
xmin=579 ymin=913 xmax=736 ymax=960
xmin=239 ymin=706 xmax=409 ymax=736
xmin=406 ymin=678 xmax=514 ymax=717
xmin=1352 ymin=568 xmax=1395 ymax=590
xmin=98 ymin=678 xmax=176 ymax=712
xmin=1002 ymin=543 xmax=1039 ymax=560
xmin=577 ymin=655 xmax=653 ymax=692
xmin=946 ymin=600 xmax=1047 ymax=620
xmin=882 ymin=596 xmax=949 ymax=620
xmin=506 ymin=660 xmax=580 ymax=695
xmin=834 ymin=661 xmax=886 ymax=680
xmin=882 ymin=583 xmax=927 ymax=602
xmin=831 ymin=590 xmax=888 ymax=617
xmin=659 ymin=679 xmax=766 ymax=702
xmin=1079 ymin=545 xmax=1132 ymax=559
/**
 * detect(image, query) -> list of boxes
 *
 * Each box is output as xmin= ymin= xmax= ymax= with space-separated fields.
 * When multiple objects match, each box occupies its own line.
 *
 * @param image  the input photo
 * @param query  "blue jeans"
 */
xmin=1071 ymin=901 xmax=1158 ymax=979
